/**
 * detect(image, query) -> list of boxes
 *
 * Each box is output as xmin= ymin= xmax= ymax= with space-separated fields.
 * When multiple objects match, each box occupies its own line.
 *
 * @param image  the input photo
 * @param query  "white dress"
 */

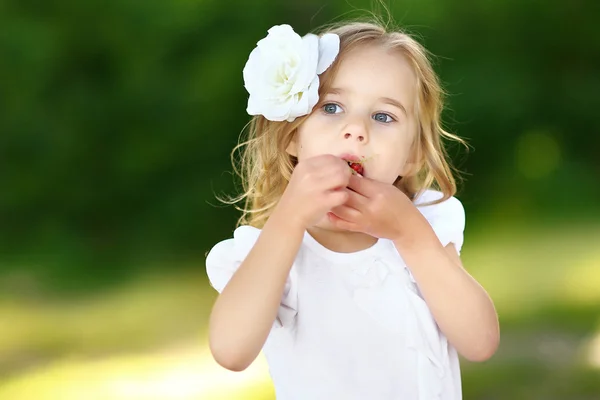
xmin=206 ymin=190 xmax=466 ymax=399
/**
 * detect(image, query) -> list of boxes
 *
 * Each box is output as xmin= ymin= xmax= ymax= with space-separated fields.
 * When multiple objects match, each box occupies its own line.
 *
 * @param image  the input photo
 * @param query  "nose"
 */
xmin=342 ymin=117 xmax=369 ymax=143
xmin=344 ymin=132 xmax=366 ymax=142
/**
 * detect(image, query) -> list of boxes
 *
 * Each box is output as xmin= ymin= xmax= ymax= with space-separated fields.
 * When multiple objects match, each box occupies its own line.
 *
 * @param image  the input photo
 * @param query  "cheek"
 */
xmin=382 ymin=154 xmax=409 ymax=174
xmin=371 ymin=139 xmax=413 ymax=178
xmin=295 ymin=118 xmax=332 ymax=156
xmin=376 ymin=131 xmax=412 ymax=156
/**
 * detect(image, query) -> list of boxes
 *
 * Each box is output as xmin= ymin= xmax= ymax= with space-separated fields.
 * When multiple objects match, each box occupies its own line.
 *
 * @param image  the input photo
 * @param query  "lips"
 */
xmin=339 ymin=153 xmax=365 ymax=176
xmin=347 ymin=160 xmax=364 ymax=175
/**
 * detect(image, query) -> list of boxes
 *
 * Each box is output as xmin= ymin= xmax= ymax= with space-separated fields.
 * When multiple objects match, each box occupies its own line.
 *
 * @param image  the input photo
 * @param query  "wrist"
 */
xmin=270 ymin=200 xmax=307 ymax=235
xmin=392 ymin=217 xmax=439 ymax=252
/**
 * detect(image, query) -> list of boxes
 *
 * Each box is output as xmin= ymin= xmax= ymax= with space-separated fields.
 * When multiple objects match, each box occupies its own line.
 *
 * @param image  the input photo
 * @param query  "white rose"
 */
xmin=242 ymin=24 xmax=340 ymax=122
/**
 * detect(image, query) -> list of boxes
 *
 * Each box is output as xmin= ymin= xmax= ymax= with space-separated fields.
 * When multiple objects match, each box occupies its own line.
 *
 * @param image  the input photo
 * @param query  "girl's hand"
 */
xmin=327 ymin=174 xmax=425 ymax=240
xmin=277 ymin=154 xmax=352 ymax=230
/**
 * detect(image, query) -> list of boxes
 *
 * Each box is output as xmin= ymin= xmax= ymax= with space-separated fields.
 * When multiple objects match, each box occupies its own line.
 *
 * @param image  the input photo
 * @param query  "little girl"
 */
xmin=206 ymin=19 xmax=499 ymax=400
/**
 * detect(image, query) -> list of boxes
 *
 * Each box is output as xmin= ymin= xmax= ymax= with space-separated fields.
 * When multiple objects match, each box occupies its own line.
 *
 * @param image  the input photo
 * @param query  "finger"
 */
xmin=327 ymin=212 xmax=361 ymax=232
xmin=321 ymin=161 xmax=352 ymax=188
xmin=326 ymin=188 xmax=349 ymax=207
xmin=346 ymin=173 xmax=374 ymax=196
xmin=329 ymin=204 xmax=361 ymax=222
xmin=344 ymin=187 xmax=368 ymax=209
xmin=315 ymin=154 xmax=351 ymax=172
xmin=303 ymin=155 xmax=347 ymax=181
xmin=315 ymin=171 xmax=348 ymax=194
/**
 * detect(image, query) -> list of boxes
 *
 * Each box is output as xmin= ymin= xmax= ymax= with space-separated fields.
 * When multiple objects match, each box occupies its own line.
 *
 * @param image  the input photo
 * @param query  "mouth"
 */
xmin=346 ymin=160 xmax=364 ymax=176
xmin=340 ymin=154 xmax=366 ymax=176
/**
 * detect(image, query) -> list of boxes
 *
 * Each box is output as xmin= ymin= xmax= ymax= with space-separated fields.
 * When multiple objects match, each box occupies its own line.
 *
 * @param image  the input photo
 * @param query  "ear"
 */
xmin=286 ymin=135 xmax=298 ymax=157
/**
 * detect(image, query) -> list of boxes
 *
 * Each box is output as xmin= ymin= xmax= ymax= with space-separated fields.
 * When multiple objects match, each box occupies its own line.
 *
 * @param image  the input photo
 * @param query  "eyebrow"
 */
xmin=380 ymin=97 xmax=407 ymax=116
xmin=327 ymin=87 xmax=407 ymax=116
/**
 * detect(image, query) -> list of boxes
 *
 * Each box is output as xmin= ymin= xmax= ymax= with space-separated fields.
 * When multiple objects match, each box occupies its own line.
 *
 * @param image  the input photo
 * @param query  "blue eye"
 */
xmin=373 ymin=113 xmax=394 ymax=123
xmin=323 ymin=103 xmax=342 ymax=114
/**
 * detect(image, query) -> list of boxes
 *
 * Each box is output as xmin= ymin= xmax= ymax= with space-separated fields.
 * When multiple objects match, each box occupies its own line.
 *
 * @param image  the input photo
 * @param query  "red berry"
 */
xmin=349 ymin=162 xmax=363 ymax=175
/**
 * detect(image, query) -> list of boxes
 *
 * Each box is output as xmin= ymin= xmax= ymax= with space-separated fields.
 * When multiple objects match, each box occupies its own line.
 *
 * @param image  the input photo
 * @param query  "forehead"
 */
xmin=327 ymin=45 xmax=417 ymax=111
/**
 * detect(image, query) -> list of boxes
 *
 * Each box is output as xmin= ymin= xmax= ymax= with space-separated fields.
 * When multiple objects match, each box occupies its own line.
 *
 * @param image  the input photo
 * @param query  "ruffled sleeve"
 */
xmin=205 ymin=225 xmax=298 ymax=328
xmin=415 ymin=190 xmax=466 ymax=254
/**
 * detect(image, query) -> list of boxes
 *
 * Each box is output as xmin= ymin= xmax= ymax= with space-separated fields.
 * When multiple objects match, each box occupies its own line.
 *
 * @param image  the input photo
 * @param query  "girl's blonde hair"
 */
xmin=221 ymin=19 xmax=466 ymax=229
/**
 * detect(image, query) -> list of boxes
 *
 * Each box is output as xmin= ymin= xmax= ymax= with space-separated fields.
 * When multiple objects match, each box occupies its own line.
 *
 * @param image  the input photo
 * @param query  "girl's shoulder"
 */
xmin=413 ymin=189 xmax=466 ymax=253
xmin=413 ymin=188 xmax=462 ymax=207
xmin=205 ymin=225 xmax=298 ymax=327
xmin=205 ymin=225 xmax=262 ymax=290
xmin=206 ymin=225 xmax=261 ymax=260
xmin=414 ymin=189 xmax=464 ymax=218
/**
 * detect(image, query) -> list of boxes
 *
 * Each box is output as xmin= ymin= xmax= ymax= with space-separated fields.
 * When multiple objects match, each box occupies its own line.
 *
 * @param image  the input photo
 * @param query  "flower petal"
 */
xmin=289 ymin=33 xmax=318 ymax=95
xmin=243 ymin=47 xmax=262 ymax=95
xmin=265 ymin=24 xmax=296 ymax=38
xmin=246 ymin=93 xmax=262 ymax=116
xmin=305 ymin=75 xmax=320 ymax=112
xmin=287 ymin=93 xmax=308 ymax=121
xmin=241 ymin=24 xmax=330 ymax=122
xmin=258 ymin=25 xmax=303 ymax=58
xmin=316 ymin=33 xmax=340 ymax=75
xmin=264 ymin=95 xmax=295 ymax=121
xmin=288 ymin=75 xmax=320 ymax=121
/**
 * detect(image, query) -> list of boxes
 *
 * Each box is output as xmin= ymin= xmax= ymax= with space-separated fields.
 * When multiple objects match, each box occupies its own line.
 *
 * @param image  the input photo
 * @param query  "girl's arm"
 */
xmin=327 ymin=174 xmax=499 ymax=361
xmin=208 ymin=154 xmax=352 ymax=371
xmin=208 ymin=208 xmax=304 ymax=371
xmin=393 ymin=226 xmax=500 ymax=362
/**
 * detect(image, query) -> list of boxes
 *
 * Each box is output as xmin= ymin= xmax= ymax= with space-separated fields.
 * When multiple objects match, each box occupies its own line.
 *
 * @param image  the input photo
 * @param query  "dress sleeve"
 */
xmin=417 ymin=191 xmax=466 ymax=254
xmin=205 ymin=225 xmax=298 ymax=328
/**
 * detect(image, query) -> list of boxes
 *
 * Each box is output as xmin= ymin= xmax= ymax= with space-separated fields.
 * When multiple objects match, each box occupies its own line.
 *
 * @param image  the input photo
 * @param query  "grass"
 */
xmin=0 ymin=270 xmax=215 ymax=377
xmin=0 ymin=222 xmax=599 ymax=399
xmin=0 ymin=341 xmax=275 ymax=400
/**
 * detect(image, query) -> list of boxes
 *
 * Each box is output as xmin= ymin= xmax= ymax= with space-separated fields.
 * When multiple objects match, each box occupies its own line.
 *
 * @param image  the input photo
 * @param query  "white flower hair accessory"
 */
xmin=242 ymin=24 xmax=340 ymax=122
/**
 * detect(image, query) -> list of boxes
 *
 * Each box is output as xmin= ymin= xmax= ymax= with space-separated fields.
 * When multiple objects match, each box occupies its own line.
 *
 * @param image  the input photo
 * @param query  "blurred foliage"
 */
xmin=1 ymin=0 xmax=599 ymax=290
xmin=1 ymin=1 xmax=600 ymax=399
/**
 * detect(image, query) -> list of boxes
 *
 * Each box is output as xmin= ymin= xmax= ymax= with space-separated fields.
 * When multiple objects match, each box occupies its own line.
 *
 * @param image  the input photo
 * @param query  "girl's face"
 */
xmin=288 ymin=44 xmax=419 ymax=184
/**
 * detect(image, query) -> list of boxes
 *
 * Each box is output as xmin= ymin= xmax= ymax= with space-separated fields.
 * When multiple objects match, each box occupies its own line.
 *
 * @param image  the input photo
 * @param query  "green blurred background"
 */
xmin=1 ymin=0 xmax=599 ymax=399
